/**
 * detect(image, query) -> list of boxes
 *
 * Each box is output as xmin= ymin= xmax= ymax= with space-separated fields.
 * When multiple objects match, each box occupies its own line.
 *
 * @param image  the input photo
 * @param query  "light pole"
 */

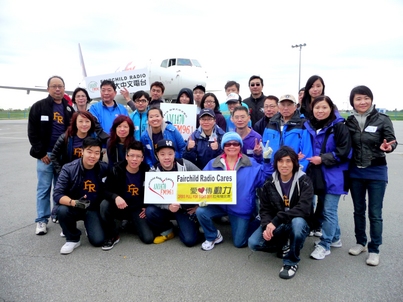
xmin=291 ymin=43 xmax=306 ymax=91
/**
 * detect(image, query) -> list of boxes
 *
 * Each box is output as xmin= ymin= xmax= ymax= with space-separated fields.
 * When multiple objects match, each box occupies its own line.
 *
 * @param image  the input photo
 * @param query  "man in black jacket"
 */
xmin=248 ymin=146 xmax=313 ymax=279
xmin=28 ymin=76 xmax=74 ymax=235
xmin=242 ymin=75 xmax=266 ymax=126
xmin=100 ymin=141 xmax=153 ymax=250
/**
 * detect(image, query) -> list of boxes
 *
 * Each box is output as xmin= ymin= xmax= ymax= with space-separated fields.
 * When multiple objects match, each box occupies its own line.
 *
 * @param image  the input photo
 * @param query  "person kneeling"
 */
xmin=54 ymin=137 xmax=108 ymax=255
xmin=100 ymin=141 xmax=154 ymax=251
xmin=248 ymin=146 xmax=313 ymax=279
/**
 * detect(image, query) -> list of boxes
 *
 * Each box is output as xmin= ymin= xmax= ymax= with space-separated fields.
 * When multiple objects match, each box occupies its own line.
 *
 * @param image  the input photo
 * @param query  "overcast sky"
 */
xmin=0 ymin=0 xmax=402 ymax=110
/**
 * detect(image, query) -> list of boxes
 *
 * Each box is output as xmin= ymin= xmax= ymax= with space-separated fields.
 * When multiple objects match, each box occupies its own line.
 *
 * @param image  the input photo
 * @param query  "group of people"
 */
xmin=28 ymin=74 xmax=397 ymax=280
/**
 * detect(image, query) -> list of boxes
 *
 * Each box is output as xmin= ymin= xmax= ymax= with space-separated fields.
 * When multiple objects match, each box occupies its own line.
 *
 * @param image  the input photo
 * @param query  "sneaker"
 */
xmin=277 ymin=245 xmax=290 ymax=259
xmin=60 ymin=231 xmax=65 ymax=237
xmin=310 ymin=245 xmax=331 ymax=260
xmin=366 ymin=252 xmax=380 ymax=266
xmin=279 ymin=264 xmax=298 ymax=279
xmin=52 ymin=218 xmax=59 ymax=224
xmin=349 ymin=244 xmax=367 ymax=256
xmin=102 ymin=237 xmax=120 ymax=251
xmin=35 ymin=222 xmax=47 ymax=235
xmin=314 ymin=239 xmax=342 ymax=248
xmin=153 ymin=231 xmax=174 ymax=244
xmin=201 ymin=230 xmax=223 ymax=251
xmin=60 ymin=241 xmax=81 ymax=254
xmin=309 ymin=229 xmax=321 ymax=237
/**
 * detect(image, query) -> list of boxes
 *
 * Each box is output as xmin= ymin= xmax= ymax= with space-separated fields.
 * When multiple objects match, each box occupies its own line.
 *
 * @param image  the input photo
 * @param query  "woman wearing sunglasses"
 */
xmin=196 ymin=132 xmax=272 ymax=251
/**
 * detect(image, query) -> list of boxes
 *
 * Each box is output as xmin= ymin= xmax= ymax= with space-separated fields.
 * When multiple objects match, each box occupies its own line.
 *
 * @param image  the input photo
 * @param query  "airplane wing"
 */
xmin=0 ymin=85 xmax=74 ymax=94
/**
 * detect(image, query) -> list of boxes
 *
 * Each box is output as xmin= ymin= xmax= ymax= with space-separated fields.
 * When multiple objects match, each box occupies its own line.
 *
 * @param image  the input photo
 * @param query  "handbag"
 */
xmin=306 ymin=127 xmax=333 ymax=195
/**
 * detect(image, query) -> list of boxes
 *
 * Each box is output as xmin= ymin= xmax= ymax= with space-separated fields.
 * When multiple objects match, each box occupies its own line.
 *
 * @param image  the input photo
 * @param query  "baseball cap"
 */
xmin=199 ymin=108 xmax=215 ymax=119
xmin=155 ymin=139 xmax=176 ymax=153
xmin=226 ymin=93 xmax=240 ymax=104
xmin=278 ymin=94 xmax=296 ymax=103
xmin=193 ymin=84 xmax=206 ymax=92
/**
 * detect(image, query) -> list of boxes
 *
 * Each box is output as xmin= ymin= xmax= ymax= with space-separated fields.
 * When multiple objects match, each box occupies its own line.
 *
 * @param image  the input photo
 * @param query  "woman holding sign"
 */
xmin=196 ymin=132 xmax=273 ymax=251
xmin=145 ymin=139 xmax=202 ymax=247
xmin=141 ymin=107 xmax=186 ymax=167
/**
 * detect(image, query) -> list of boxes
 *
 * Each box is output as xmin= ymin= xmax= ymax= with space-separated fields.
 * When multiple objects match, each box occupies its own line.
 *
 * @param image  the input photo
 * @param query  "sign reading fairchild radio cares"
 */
xmin=144 ymin=171 xmax=236 ymax=205
xmin=85 ymin=68 xmax=149 ymax=99
xmin=160 ymin=103 xmax=197 ymax=141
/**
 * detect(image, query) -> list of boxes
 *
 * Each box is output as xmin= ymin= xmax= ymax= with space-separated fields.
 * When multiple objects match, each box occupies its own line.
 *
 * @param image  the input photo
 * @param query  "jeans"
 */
xmin=100 ymin=200 xmax=154 ymax=244
xmin=36 ymin=152 xmax=57 ymax=223
xmin=248 ymin=217 xmax=310 ymax=266
xmin=146 ymin=205 xmax=200 ymax=247
xmin=318 ymin=194 xmax=341 ymax=250
xmin=196 ymin=205 xmax=259 ymax=248
xmin=58 ymin=205 xmax=105 ymax=246
xmin=350 ymin=178 xmax=386 ymax=254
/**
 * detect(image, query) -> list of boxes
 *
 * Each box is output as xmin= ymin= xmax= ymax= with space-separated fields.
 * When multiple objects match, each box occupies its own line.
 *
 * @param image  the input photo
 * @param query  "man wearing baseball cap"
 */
xmin=262 ymin=94 xmax=312 ymax=172
xmin=226 ymin=93 xmax=251 ymax=132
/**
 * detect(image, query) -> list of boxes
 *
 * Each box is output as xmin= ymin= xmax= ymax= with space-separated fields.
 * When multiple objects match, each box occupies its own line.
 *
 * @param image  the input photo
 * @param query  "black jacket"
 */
xmin=28 ymin=95 xmax=74 ymax=159
xmin=53 ymin=158 xmax=108 ymax=211
xmin=243 ymin=93 xmax=266 ymax=126
xmin=346 ymin=107 xmax=397 ymax=168
xmin=104 ymin=160 xmax=150 ymax=209
xmin=258 ymin=170 xmax=313 ymax=228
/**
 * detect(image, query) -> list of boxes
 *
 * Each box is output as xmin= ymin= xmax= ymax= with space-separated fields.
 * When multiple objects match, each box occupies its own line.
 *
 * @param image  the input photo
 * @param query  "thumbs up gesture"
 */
xmin=210 ymin=137 xmax=218 ymax=150
xmin=260 ymin=140 xmax=273 ymax=159
xmin=253 ymin=138 xmax=263 ymax=156
xmin=187 ymin=137 xmax=195 ymax=150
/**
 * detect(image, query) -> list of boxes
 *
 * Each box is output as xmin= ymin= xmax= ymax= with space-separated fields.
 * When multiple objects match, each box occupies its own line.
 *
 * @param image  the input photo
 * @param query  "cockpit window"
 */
xmin=191 ymin=59 xmax=202 ymax=67
xmin=168 ymin=59 xmax=176 ymax=67
xmin=177 ymin=58 xmax=192 ymax=66
xmin=160 ymin=59 xmax=168 ymax=68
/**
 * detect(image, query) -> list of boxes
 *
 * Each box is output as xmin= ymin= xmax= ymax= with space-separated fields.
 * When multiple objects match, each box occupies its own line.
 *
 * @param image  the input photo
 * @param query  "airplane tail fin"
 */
xmin=78 ymin=43 xmax=87 ymax=78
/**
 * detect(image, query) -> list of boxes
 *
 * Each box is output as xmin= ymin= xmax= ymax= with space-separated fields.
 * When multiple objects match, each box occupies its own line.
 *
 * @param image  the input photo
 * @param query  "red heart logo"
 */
xmin=198 ymin=187 xmax=205 ymax=194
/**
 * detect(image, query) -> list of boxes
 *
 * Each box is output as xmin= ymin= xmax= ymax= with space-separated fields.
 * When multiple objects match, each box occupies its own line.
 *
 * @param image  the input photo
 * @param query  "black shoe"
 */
xmin=279 ymin=264 xmax=298 ymax=279
xmin=277 ymin=245 xmax=290 ymax=259
xmin=102 ymin=237 xmax=120 ymax=251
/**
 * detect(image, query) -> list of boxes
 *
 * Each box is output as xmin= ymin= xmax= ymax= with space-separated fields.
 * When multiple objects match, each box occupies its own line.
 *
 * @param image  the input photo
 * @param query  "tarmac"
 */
xmin=0 ymin=119 xmax=402 ymax=302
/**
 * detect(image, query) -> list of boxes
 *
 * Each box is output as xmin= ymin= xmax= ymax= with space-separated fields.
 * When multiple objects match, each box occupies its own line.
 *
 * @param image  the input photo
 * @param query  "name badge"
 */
xmin=246 ymin=149 xmax=254 ymax=155
xmin=41 ymin=115 xmax=49 ymax=121
xmin=364 ymin=126 xmax=377 ymax=133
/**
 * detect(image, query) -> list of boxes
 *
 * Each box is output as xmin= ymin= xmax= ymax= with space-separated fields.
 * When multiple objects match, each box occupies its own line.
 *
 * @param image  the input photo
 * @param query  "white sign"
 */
xmin=160 ymin=103 xmax=197 ymax=141
xmin=85 ymin=68 xmax=149 ymax=99
xmin=144 ymin=171 xmax=237 ymax=205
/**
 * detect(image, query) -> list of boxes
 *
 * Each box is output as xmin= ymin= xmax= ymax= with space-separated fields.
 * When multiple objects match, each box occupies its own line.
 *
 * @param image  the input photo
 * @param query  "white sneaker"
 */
xmin=201 ymin=230 xmax=223 ymax=251
xmin=366 ymin=253 xmax=380 ymax=266
xmin=35 ymin=222 xmax=47 ymax=235
xmin=310 ymin=245 xmax=331 ymax=260
xmin=60 ymin=241 xmax=81 ymax=254
xmin=314 ymin=239 xmax=342 ymax=248
xmin=60 ymin=231 xmax=65 ymax=237
xmin=349 ymin=244 xmax=367 ymax=256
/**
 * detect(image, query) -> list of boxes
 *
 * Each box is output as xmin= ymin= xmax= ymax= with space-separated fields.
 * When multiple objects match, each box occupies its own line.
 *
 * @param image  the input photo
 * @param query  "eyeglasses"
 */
xmin=224 ymin=142 xmax=241 ymax=147
xmin=250 ymin=83 xmax=261 ymax=87
xmin=200 ymin=117 xmax=214 ymax=121
xmin=127 ymin=154 xmax=143 ymax=159
xmin=135 ymin=99 xmax=148 ymax=103
xmin=49 ymin=85 xmax=64 ymax=89
xmin=232 ymin=115 xmax=248 ymax=120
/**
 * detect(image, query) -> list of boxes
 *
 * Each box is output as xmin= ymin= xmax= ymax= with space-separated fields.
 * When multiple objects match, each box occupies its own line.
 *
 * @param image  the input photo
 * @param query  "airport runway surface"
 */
xmin=0 ymin=120 xmax=402 ymax=301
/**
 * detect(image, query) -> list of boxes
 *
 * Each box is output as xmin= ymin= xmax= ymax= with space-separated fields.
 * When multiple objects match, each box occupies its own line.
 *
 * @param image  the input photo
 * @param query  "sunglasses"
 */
xmin=250 ymin=83 xmax=261 ymax=87
xmin=224 ymin=142 xmax=241 ymax=147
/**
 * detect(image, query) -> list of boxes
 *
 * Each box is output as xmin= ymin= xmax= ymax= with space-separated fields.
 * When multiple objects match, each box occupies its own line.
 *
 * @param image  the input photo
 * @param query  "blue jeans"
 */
xmin=350 ymin=178 xmax=386 ymax=253
xmin=36 ymin=152 xmax=57 ymax=223
xmin=196 ymin=205 xmax=259 ymax=248
xmin=248 ymin=217 xmax=310 ymax=266
xmin=146 ymin=205 xmax=200 ymax=247
xmin=100 ymin=200 xmax=154 ymax=244
xmin=318 ymin=194 xmax=341 ymax=250
xmin=58 ymin=205 xmax=105 ymax=246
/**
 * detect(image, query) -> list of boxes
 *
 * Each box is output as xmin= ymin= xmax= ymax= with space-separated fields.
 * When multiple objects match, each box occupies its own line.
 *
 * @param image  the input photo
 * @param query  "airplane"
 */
xmin=0 ymin=44 xmax=208 ymax=105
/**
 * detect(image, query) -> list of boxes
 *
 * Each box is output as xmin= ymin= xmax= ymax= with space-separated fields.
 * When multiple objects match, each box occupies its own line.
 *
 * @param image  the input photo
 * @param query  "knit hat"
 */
xmin=221 ymin=132 xmax=243 ymax=149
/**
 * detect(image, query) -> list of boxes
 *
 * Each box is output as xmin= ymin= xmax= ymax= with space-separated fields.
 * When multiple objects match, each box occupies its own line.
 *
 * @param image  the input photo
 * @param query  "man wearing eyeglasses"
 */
xmin=28 ymin=76 xmax=75 ymax=235
xmin=100 ymin=141 xmax=153 ymax=250
xmin=243 ymin=75 xmax=266 ymax=126
xmin=253 ymin=95 xmax=279 ymax=136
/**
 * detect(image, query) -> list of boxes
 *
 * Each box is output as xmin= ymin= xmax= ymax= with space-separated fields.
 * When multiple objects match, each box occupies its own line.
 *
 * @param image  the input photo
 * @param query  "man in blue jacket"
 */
xmin=89 ymin=80 xmax=128 ymax=134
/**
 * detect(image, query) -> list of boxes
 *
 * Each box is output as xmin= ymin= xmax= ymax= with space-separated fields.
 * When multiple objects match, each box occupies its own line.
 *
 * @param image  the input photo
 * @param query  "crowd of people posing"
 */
xmin=28 ymin=74 xmax=397 ymax=280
